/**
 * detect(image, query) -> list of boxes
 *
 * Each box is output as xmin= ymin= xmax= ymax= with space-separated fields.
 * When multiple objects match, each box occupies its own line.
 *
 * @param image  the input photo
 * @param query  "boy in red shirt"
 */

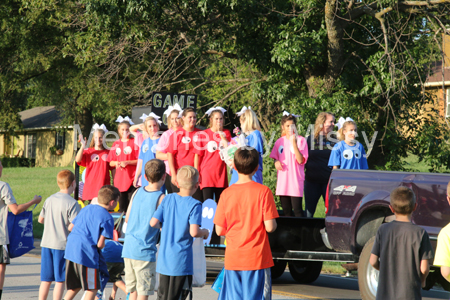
xmin=214 ymin=148 xmax=279 ymax=300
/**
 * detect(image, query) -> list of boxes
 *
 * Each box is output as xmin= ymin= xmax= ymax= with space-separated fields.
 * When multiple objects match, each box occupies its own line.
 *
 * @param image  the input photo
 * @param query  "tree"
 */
xmin=2 ymin=0 xmax=450 ymax=172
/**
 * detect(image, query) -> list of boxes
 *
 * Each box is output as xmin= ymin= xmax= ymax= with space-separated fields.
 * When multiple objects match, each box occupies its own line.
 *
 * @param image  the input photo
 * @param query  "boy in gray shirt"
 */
xmin=38 ymin=170 xmax=80 ymax=300
xmin=0 ymin=159 xmax=42 ymax=300
xmin=370 ymin=186 xmax=433 ymax=300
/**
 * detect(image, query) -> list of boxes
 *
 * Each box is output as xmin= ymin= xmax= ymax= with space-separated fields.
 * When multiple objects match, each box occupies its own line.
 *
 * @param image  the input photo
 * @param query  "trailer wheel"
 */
xmin=271 ymin=261 xmax=287 ymax=280
xmin=358 ymin=236 xmax=378 ymax=300
xmin=288 ymin=261 xmax=322 ymax=284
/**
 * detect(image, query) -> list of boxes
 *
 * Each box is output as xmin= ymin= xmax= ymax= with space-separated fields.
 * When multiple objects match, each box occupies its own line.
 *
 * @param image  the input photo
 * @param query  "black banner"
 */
xmin=131 ymin=92 xmax=197 ymax=126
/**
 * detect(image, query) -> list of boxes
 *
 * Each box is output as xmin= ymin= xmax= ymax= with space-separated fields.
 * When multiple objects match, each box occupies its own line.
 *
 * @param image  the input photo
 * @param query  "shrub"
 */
xmin=0 ymin=156 xmax=35 ymax=168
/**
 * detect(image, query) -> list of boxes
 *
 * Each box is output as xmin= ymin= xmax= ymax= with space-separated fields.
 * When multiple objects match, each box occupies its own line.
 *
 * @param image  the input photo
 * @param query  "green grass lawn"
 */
xmin=2 ymin=166 xmax=73 ymax=238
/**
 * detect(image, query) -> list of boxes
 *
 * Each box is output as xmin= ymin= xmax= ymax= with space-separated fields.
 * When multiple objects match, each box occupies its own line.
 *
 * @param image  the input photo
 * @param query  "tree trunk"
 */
xmin=303 ymin=0 xmax=346 ymax=98
xmin=78 ymin=108 xmax=93 ymax=139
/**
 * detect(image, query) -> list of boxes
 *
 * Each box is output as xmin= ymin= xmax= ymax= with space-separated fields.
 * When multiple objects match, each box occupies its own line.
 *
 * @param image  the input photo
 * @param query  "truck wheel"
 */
xmin=288 ymin=261 xmax=322 ymax=284
xmin=271 ymin=261 xmax=287 ymax=280
xmin=358 ymin=236 xmax=378 ymax=300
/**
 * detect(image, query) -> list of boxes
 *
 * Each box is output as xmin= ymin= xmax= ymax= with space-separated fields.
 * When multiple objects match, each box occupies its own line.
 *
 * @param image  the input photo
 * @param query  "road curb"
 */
xmin=24 ymin=238 xmax=41 ymax=258
xmin=272 ymin=289 xmax=331 ymax=299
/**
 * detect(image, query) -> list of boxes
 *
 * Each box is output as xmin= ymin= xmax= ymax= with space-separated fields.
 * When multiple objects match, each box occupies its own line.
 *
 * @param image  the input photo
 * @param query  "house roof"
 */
xmin=18 ymin=106 xmax=63 ymax=129
xmin=425 ymin=61 xmax=450 ymax=86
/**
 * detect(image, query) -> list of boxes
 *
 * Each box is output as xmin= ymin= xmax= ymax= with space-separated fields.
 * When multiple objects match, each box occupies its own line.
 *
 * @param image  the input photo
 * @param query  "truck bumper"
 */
xmin=320 ymin=227 xmax=333 ymax=250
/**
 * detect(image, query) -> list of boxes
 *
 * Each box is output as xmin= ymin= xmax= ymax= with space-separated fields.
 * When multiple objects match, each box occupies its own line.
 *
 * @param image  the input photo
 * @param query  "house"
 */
xmin=0 ymin=106 xmax=74 ymax=167
xmin=425 ymin=34 xmax=450 ymax=117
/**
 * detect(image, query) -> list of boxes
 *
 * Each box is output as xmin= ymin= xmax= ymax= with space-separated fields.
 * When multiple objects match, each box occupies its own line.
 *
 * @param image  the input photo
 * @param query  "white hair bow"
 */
xmin=163 ymin=103 xmax=183 ymax=117
xmin=236 ymin=106 xmax=251 ymax=117
xmin=139 ymin=112 xmax=162 ymax=124
xmin=282 ymin=111 xmax=300 ymax=118
xmin=205 ymin=107 xmax=227 ymax=116
xmin=115 ymin=115 xmax=135 ymax=125
xmin=336 ymin=117 xmax=354 ymax=130
xmin=139 ymin=113 xmax=148 ymax=121
xmin=91 ymin=123 xmax=108 ymax=133
xmin=149 ymin=112 xmax=162 ymax=124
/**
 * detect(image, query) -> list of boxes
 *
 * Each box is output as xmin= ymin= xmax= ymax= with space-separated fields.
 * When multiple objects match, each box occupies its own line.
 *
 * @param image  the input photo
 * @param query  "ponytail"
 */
xmin=240 ymin=109 xmax=261 ymax=133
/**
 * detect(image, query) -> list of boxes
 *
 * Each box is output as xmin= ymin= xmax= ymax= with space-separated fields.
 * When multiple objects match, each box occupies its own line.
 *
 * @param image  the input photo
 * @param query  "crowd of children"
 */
xmin=4 ymin=103 xmax=448 ymax=300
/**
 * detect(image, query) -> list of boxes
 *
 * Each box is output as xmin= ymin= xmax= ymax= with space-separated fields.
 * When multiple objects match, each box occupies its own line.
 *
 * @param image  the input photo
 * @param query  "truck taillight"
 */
xmin=325 ymin=183 xmax=330 ymax=215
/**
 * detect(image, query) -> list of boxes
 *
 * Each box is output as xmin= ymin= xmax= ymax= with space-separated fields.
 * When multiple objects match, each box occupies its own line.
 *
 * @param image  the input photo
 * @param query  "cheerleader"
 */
xmin=166 ymin=107 xmax=203 ymax=201
xmin=195 ymin=107 xmax=231 ymax=202
xmin=75 ymin=124 xmax=112 ymax=201
xmin=133 ymin=113 xmax=164 ymax=190
xmin=328 ymin=117 xmax=369 ymax=170
xmin=108 ymin=116 xmax=139 ymax=212
xmin=155 ymin=104 xmax=182 ymax=194
xmin=270 ymin=112 xmax=308 ymax=217
xmin=229 ymin=106 xmax=264 ymax=186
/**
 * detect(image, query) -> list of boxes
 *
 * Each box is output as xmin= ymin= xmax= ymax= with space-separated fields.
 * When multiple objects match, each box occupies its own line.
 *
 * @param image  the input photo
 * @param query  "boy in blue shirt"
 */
xmin=122 ymin=159 xmax=166 ymax=300
xmin=38 ymin=170 xmax=80 ymax=300
xmin=150 ymin=166 xmax=209 ymax=300
xmin=63 ymin=185 xmax=119 ymax=300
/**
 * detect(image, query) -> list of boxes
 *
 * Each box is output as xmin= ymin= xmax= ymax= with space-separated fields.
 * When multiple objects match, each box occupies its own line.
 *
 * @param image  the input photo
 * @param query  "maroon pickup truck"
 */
xmin=267 ymin=169 xmax=450 ymax=300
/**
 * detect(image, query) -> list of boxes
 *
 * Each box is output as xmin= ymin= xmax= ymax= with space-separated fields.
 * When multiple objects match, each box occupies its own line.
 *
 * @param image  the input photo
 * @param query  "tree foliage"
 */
xmin=1 ymin=0 xmax=450 ymax=172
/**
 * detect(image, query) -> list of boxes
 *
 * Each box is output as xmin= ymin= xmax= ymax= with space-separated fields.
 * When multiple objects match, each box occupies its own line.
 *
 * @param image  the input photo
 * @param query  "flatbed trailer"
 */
xmin=205 ymin=216 xmax=357 ymax=283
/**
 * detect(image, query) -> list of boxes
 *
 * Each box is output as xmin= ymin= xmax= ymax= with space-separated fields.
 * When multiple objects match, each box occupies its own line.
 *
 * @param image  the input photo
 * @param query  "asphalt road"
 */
xmin=207 ymin=260 xmax=450 ymax=300
xmin=9 ymin=243 xmax=450 ymax=300
xmin=271 ymin=270 xmax=450 ymax=300
xmin=4 ymin=255 xmax=298 ymax=300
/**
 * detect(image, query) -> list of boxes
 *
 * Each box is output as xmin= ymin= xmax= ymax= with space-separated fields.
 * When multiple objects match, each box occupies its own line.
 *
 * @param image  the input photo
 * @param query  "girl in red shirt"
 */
xmin=195 ymin=107 xmax=231 ymax=202
xmin=167 ymin=107 xmax=203 ymax=201
xmin=108 ymin=120 xmax=139 ymax=212
xmin=76 ymin=124 xmax=112 ymax=201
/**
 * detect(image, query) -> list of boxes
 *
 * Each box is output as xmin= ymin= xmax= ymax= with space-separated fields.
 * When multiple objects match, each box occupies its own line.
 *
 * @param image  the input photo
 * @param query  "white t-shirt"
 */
xmin=40 ymin=192 xmax=80 ymax=250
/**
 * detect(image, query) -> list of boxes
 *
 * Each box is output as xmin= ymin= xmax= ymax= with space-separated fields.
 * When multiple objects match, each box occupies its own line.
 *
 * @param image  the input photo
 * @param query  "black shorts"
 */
xmin=157 ymin=274 xmax=192 ymax=300
xmin=0 ymin=245 xmax=10 ymax=264
xmin=107 ymin=262 xmax=124 ymax=283
xmin=65 ymin=260 xmax=101 ymax=291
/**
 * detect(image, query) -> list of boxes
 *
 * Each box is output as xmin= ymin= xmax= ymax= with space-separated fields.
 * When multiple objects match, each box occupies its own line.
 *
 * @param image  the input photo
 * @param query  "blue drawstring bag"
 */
xmin=7 ymin=204 xmax=36 ymax=258
xmin=211 ymin=267 xmax=225 ymax=293
xmin=98 ymin=251 xmax=110 ymax=291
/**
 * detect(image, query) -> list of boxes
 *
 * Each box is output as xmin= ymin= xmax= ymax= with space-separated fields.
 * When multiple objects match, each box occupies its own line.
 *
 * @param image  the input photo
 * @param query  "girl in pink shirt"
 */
xmin=270 ymin=113 xmax=308 ymax=217
xmin=156 ymin=105 xmax=182 ymax=194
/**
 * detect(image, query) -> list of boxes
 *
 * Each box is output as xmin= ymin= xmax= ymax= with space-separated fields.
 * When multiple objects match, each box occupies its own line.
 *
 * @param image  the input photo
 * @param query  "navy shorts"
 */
xmin=41 ymin=247 xmax=66 ymax=282
xmin=218 ymin=268 xmax=272 ymax=300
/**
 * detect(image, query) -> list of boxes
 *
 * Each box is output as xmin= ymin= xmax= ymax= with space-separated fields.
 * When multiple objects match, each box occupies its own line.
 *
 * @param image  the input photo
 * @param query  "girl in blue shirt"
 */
xmin=328 ymin=118 xmax=369 ymax=170
xmin=133 ymin=115 xmax=164 ymax=189
xmin=229 ymin=107 xmax=265 ymax=185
